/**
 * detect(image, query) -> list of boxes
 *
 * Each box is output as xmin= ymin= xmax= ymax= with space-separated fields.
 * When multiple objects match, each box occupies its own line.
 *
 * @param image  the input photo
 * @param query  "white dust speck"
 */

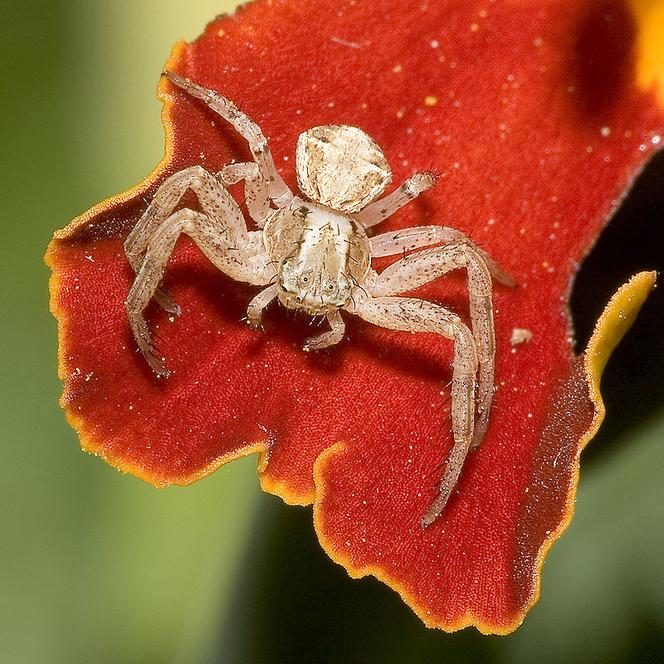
xmin=331 ymin=36 xmax=360 ymax=49
xmin=510 ymin=328 xmax=533 ymax=346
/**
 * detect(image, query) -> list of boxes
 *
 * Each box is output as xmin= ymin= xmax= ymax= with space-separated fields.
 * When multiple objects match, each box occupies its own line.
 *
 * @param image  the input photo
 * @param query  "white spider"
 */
xmin=125 ymin=71 xmax=515 ymax=527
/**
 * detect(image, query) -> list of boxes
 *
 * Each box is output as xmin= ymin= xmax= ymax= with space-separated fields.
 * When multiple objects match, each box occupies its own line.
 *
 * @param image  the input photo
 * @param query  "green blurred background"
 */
xmin=1 ymin=2 xmax=663 ymax=662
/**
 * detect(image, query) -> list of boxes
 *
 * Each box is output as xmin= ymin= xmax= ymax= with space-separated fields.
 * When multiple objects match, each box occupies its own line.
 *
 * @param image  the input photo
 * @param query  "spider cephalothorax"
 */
xmin=125 ymin=71 xmax=514 ymax=527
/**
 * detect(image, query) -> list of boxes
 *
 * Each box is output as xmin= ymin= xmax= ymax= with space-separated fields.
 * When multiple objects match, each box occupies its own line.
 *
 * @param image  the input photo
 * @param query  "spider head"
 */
xmin=278 ymin=258 xmax=352 ymax=315
xmin=295 ymin=125 xmax=392 ymax=214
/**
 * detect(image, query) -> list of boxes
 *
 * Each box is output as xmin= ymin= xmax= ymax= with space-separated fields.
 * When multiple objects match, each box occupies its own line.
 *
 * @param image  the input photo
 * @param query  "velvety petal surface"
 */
xmin=47 ymin=0 xmax=664 ymax=632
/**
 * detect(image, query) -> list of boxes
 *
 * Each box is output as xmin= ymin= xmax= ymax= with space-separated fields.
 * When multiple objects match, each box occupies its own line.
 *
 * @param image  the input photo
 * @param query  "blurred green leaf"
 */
xmin=1 ymin=2 xmax=254 ymax=663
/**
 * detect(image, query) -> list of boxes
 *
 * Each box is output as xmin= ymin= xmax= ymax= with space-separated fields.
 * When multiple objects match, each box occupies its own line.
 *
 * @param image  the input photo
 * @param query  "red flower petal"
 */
xmin=47 ymin=0 xmax=664 ymax=632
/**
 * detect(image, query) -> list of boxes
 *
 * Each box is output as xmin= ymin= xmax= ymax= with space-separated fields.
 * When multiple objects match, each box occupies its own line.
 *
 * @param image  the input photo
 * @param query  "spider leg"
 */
xmin=163 ymin=71 xmax=293 ymax=207
xmin=126 ymin=206 xmax=273 ymax=376
xmin=126 ymin=165 xmax=265 ymax=312
xmin=372 ymin=242 xmax=497 ymax=451
xmin=217 ymin=162 xmax=271 ymax=227
xmin=370 ymin=226 xmax=515 ymax=287
xmin=126 ymin=165 xmax=251 ymax=263
xmin=247 ymin=284 xmax=280 ymax=330
xmin=302 ymin=310 xmax=345 ymax=351
xmin=355 ymin=172 xmax=436 ymax=229
xmin=126 ymin=209 xmax=196 ymax=376
xmin=347 ymin=294 xmax=477 ymax=527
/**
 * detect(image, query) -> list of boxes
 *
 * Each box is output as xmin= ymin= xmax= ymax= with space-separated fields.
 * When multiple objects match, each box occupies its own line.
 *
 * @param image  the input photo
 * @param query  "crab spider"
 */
xmin=125 ymin=71 xmax=515 ymax=527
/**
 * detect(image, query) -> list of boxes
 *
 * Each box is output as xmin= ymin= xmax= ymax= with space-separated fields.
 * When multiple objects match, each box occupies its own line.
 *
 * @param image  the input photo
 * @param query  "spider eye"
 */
xmin=302 ymin=275 xmax=309 ymax=283
xmin=327 ymin=284 xmax=334 ymax=291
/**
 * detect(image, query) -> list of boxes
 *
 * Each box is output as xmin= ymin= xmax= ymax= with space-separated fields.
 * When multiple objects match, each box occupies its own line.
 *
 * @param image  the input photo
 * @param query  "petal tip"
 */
xmin=312 ymin=443 xmax=525 ymax=635
xmin=584 ymin=270 xmax=657 ymax=439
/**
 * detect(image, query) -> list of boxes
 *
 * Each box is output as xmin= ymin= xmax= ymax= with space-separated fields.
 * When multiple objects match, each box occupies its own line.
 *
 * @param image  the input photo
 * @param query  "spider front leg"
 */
xmin=126 ymin=209 xmax=206 ymax=376
xmin=303 ymin=311 xmax=345 ymax=351
xmin=126 ymin=166 xmax=251 ymax=265
xmin=370 ymin=226 xmax=515 ymax=287
xmin=347 ymin=294 xmax=478 ymax=527
xmin=125 ymin=165 xmax=260 ymax=312
xmin=373 ymin=242 xmax=500 ymax=450
xmin=126 ymin=193 xmax=273 ymax=376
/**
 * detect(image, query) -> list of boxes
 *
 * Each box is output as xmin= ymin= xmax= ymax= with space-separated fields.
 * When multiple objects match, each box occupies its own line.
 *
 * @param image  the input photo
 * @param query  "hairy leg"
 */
xmin=303 ymin=311 xmax=345 ymax=351
xmin=125 ymin=165 xmax=258 ymax=314
xmin=355 ymin=172 xmax=436 ymax=229
xmin=247 ymin=284 xmax=279 ymax=329
xmin=126 ymin=209 xmax=200 ymax=376
xmin=370 ymin=226 xmax=515 ymax=287
xmin=217 ymin=162 xmax=271 ymax=227
xmin=126 ymin=208 xmax=272 ymax=376
xmin=372 ymin=243 xmax=496 ymax=450
xmin=164 ymin=71 xmax=293 ymax=207
xmin=126 ymin=166 xmax=251 ymax=264
xmin=348 ymin=294 xmax=478 ymax=527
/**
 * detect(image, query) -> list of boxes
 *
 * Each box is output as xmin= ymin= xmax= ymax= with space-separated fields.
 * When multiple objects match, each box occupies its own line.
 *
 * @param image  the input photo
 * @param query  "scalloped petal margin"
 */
xmin=312 ymin=272 xmax=656 ymax=634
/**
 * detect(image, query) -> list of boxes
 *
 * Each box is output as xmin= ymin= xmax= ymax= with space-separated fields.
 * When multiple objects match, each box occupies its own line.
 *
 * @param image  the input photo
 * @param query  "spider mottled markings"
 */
xmin=125 ymin=71 xmax=515 ymax=527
